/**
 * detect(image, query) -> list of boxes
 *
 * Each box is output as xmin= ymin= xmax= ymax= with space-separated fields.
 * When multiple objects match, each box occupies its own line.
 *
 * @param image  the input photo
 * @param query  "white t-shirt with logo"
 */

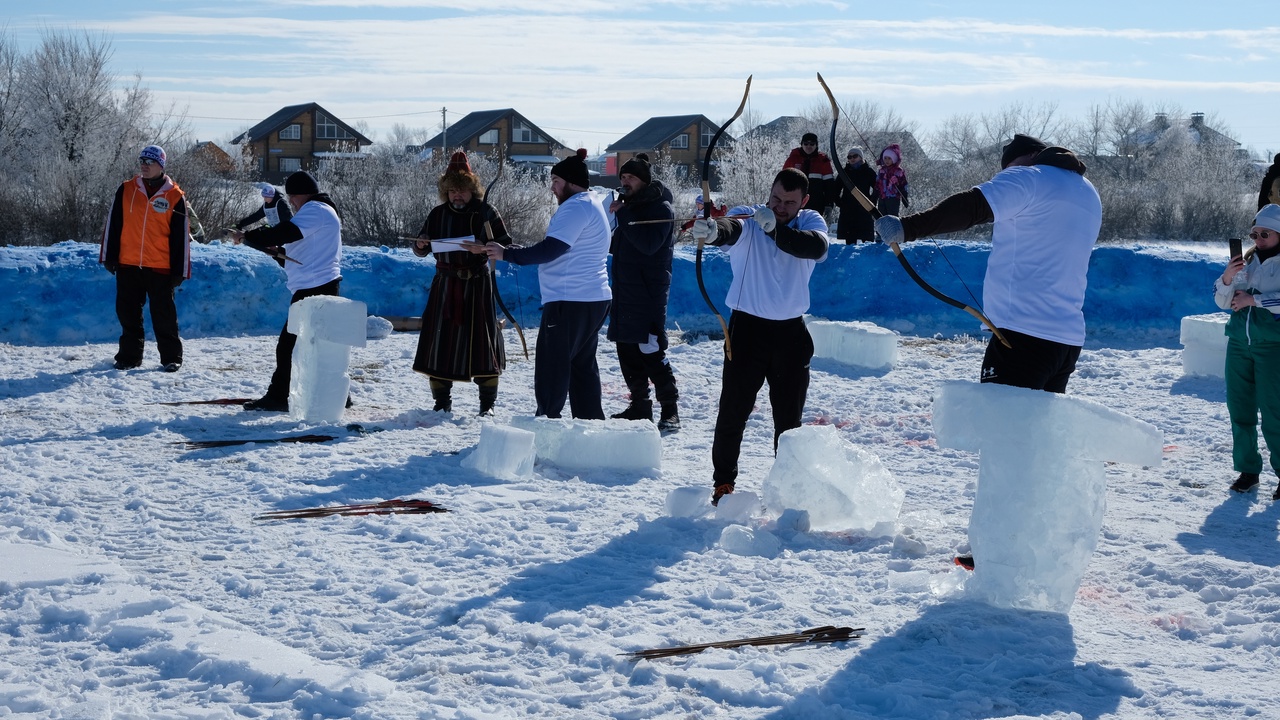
xmin=722 ymin=205 xmax=828 ymax=321
xmin=539 ymin=191 xmax=612 ymax=303
xmin=283 ymin=200 xmax=343 ymax=293
xmin=977 ymin=165 xmax=1101 ymax=346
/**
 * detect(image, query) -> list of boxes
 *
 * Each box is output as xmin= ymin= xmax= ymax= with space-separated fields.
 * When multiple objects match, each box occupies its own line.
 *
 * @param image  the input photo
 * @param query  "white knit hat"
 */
xmin=1255 ymin=204 xmax=1280 ymax=234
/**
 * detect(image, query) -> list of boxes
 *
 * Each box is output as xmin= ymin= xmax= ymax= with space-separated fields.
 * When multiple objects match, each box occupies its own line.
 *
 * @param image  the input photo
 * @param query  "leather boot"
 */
xmin=478 ymin=380 xmax=498 ymax=416
xmin=611 ymin=399 xmax=652 ymax=421
xmin=430 ymin=380 xmax=452 ymax=413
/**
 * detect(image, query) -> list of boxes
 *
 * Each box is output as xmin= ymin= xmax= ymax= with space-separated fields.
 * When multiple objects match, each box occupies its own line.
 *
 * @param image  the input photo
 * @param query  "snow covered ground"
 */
xmin=2 ymin=241 xmax=1278 ymax=719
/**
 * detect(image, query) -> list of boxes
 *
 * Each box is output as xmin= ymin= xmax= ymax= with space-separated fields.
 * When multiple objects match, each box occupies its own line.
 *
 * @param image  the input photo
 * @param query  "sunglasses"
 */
xmin=1250 ymin=230 xmax=1276 ymax=241
xmin=139 ymin=158 xmax=158 ymax=166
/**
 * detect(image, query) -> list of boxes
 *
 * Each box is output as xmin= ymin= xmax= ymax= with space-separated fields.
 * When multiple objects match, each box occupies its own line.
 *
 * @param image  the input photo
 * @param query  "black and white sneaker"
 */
xmin=162 ymin=362 xmax=181 ymax=373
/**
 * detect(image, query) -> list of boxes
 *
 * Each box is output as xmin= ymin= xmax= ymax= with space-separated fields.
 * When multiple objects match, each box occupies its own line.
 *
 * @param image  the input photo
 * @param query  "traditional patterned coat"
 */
xmin=411 ymin=199 xmax=511 ymax=381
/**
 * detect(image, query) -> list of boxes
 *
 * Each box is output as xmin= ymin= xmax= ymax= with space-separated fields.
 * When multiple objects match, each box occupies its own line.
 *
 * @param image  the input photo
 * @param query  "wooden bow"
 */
xmin=481 ymin=148 xmax=529 ymax=359
xmin=698 ymin=76 xmax=752 ymax=360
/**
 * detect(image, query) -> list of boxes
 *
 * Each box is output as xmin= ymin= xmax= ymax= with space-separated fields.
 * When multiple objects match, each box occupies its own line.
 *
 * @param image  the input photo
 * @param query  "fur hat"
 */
xmin=619 ymin=152 xmax=652 ymax=184
xmin=551 ymin=148 xmax=590 ymax=189
xmin=284 ymin=170 xmax=320 ymax=196
xmin=1254 ymin=204 xmax=1280 ymax=235
xmin=139 ymin=145 xmax=166 ymax=169
xmin=1001 ymin=134 xmax=1048 ymax=169
xmin=438 ymin=151 xmax=484 ymax=202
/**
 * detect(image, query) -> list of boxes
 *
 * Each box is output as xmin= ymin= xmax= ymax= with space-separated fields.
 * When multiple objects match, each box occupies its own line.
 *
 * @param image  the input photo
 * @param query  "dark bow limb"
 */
xmin=481 ymin=146 xmax=529 ymax=359
xmin=816 ymin=73 xmax=1011 ymax=349
xmin=699 ymin=76 xmax=752 ymax=360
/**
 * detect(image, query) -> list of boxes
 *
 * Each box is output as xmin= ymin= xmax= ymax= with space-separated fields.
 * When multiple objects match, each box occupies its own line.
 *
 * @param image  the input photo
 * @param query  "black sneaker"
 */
xmin=162 ymin=362 xmax=181 ymax=373
xmin=612 ymin=400 xmax=653 ymax=422
xmin=657 ymin=405 xmax=681 ymax=433
xmin=244 ymin=396 xmax=288 ymax=412
xmin=113 ymin=360 xmax=140 ymax=370
xmin=711 ymin=483 xmax=734 ymax=506
xmin=1231 ymin=472 xmax=1260 ymax=493
xmin=954 ymin=555 xmax=975 ymax=571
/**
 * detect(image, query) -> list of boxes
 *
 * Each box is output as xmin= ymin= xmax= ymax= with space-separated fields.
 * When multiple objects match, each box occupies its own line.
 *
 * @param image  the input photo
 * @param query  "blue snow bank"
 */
xmin=1 ymin=240 xmax=1222 ymax=347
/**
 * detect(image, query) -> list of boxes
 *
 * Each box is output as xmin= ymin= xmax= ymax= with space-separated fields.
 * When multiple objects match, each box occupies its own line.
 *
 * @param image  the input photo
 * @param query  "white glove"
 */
xmin=691 ymin=217 xmax=719 ymax=244
xmin=874 ymin=215 xmax=904 ymax=245
xmin=753 ymin=206 xmax=776 ymax=233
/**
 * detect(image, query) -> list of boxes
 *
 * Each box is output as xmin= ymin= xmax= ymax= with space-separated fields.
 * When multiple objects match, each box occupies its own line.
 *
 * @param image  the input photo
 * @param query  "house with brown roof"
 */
xmin=188 ymin=141 xmax=236 ymax=176
xmin=417 ymin=109 xmax=567 ymax=169
xmin=605 ymin=115 xmax=724 ymax=181
xmin=231 ymin=103 xmax=373 ymax=182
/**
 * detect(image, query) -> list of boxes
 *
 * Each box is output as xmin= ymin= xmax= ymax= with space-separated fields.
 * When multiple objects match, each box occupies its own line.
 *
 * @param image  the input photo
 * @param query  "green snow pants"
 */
xmin=1225 ymin=339 xmax=1280 ymax=475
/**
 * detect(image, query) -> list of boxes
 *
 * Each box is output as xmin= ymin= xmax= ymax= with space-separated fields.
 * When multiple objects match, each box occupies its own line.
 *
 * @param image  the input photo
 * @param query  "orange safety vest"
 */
xmin=114 ymin=176 xmax=189 ymax=274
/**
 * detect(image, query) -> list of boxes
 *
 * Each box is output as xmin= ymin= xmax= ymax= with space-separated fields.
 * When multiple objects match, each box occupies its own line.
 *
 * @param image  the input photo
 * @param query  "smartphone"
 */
xmin=1230 ymin=237 xmax=1243 ymax=259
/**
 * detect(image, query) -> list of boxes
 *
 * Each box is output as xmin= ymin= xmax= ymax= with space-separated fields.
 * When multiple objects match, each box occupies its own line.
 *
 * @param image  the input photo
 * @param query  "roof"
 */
xmin=420 ymin=109 xmax=565 ymax=151
xmin=230 ymin=103 xmax=373 ymax=146
xmin=605 ymin=115 xmax=719 ymax=152
xmin=1124 ymin=113 xmax=1238 ymax=149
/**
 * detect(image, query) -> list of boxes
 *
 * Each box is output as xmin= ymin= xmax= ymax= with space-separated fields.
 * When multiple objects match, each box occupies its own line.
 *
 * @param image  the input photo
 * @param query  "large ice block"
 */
xmin=934 ymin=381 xmax=1163 ymax=613
xmin=510 ymin=416 xmax=661 ymax=474
xmin=287 ymin=296 xmax=367 ymax=423
xmin=1179 ymin=313 xmax=1229 ymax=378
xmin=805 ymin=318 xmax=899 ymax=370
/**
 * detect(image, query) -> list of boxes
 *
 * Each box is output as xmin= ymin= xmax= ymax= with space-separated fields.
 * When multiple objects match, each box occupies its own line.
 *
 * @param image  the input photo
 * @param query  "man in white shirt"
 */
xmin=874 ymin=134 xmax=1101 ymax=394
xmin=692 ymin=168 xmax=830 ymax=504
xmin=230 ymin=170 xmax=344 ymax=412
xmin=474 ymin=149 xmax=612 ymax=419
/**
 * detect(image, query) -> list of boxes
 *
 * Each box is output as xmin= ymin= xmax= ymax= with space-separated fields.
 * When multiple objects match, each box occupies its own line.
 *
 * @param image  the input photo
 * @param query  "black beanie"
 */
xmin=1000 ymin=134 xmax=1048 ymax=169
xmin=801 ymin=132 xmax=818 ymax=145
xmin=618 ymin=152 xmax=652 ymax=184
xmin=551 ymin=148 xmax=590 ymax=189
xmin=285 ymin=170 xmax=321 ymax=196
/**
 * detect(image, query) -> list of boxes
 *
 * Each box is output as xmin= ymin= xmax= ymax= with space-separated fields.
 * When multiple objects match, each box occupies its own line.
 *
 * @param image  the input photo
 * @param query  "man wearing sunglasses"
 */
xmin=99 ymin=145 xmax=191 ymax=372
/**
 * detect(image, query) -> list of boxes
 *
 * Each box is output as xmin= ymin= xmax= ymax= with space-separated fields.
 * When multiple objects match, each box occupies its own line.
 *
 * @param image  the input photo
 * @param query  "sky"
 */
xmin=8 ymin=1 xmax=1280 ymax=159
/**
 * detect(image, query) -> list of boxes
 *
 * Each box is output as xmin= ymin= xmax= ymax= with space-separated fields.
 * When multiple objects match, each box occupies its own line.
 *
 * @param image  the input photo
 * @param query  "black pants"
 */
xmin=262 ymin=279 xmax=342 ymax=401
xmin=534 ymin=300 xmax=610 ymax=419
xmin=980 ymin=328 xmax=1081 ymax=394
xmin=114 ymin=266 xmax=181 ymax=366
xmin=616 ymin=340 xmax=678 ymax=407
xmin=712 ymin=312 xmax=813 ymax=485
xmin=836 ymin=206 xmax=875 ymax=244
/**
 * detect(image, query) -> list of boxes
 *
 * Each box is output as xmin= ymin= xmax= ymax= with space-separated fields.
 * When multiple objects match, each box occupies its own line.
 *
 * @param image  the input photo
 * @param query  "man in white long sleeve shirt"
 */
xmin=691 ymin=168 xmax=829 ymax=504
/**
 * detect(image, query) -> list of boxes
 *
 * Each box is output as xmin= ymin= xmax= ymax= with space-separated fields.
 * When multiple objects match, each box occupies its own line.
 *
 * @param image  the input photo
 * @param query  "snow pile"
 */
xmin=762 ymin=425 xmax=904 ymax=533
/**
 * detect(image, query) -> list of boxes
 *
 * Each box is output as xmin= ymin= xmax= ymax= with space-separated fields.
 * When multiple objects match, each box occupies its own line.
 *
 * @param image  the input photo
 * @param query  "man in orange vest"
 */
xmin=99 ymin=145 xmax=191 ymax=372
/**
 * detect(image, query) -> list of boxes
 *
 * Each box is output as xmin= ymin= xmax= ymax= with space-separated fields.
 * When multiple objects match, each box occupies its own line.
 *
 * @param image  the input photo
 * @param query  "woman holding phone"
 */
xmin=1215 ymin=204 xmax=1280 ymax=498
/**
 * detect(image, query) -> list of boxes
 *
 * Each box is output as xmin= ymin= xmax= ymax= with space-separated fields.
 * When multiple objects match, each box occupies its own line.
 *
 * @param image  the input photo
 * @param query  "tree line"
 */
xmin=0 ymin=31 xmax=1265 ymax=248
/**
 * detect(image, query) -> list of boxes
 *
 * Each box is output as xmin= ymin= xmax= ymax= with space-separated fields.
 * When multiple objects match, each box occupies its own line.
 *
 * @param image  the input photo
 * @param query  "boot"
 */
xmin=711 ymin=482 xmax=735 ymax=507
xmin=657 ymin=403 xmax=681 ymax=433
xmin=430 ymin=380 xmax=453 ymax=413
xmin=1231 ymin=472 xmax=1260 ymax=493
xmin=244 ymin=395 xmax=287 ymax=412
xmin=477 ymin=380 xmax=498 ymax=417
xmin=611 ymin=399 xmax=653 ymax=422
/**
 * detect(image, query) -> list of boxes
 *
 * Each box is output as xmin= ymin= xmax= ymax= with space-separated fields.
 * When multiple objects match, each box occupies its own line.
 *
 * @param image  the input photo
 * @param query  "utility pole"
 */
xmin=441 ymin=107 xmax=447 ymax=156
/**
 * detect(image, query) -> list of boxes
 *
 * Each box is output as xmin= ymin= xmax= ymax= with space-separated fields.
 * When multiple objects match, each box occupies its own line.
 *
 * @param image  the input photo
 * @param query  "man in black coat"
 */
xmin=606 ymin=153 xmax=681 ymax=432
xmin=836 ymin=147 xmax=877 ymax=243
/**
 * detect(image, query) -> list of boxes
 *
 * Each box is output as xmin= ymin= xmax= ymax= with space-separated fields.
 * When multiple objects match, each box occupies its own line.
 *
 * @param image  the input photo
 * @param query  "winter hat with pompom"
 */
xmin=618 ymin=152 xmax=652 ymax=184
xmin=551 ymin=148 xmax=590 ymax=189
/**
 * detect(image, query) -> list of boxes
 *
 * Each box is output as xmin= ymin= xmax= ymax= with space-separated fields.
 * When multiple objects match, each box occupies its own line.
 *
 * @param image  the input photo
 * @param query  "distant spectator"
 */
xmin=783 ymin=132 xmax=836 ymax=215
xmin=836 ymin=147 xmax=876 ymax=243
xmin=235 ymin=183 xmax=294 ymax=231
xmin=872 ymin=144 xmax=909 ymax=217
xmin=98 ymin=144 xmax=190 ymax=372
